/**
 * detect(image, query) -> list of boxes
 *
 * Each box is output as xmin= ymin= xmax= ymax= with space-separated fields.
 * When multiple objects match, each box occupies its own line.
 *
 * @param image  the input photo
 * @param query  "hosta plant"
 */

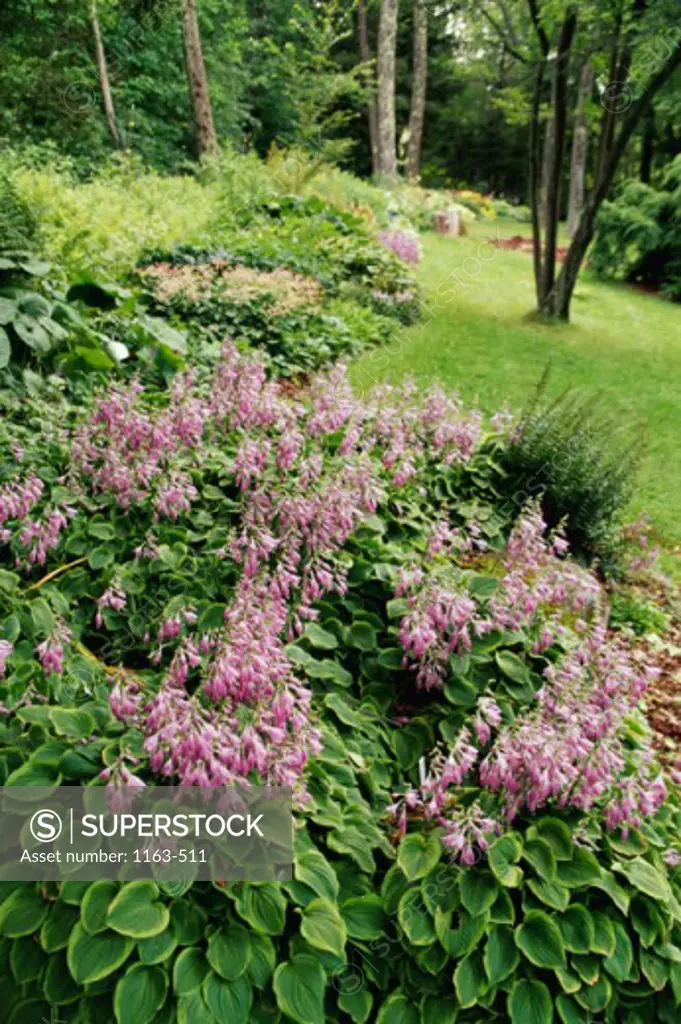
xmin=0 ymin=343 xmax=679 ymax=1024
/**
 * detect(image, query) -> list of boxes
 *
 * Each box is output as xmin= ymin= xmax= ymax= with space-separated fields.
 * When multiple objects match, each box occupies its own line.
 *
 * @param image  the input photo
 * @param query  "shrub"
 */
xmin=592 ymin=160 xmax=681 ymax=301
xmin=377 ymin=229 xmax=422 ymax=265
xmin=495 ymin=380 xmax=643 ymax=570
xmin=0 ymin=343 xmax=679 ymax=1023
xmin=609 ymin=591 xmax=669 ymax=637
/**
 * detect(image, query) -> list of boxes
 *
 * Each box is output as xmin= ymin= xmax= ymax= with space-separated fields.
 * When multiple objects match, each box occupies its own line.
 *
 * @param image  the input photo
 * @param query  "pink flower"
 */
xmin=0 ymin=640 xmax=13 ymax=676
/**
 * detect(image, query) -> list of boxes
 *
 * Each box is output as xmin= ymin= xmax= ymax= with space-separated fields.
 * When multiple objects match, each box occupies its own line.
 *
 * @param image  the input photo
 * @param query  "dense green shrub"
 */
xmin=592 ymin=159 xmax=681 ymax=301
xmin=495 ymin=382 xmax=643 ymax=571
xmin=0 ymin=345 xmax=679 ymax=1023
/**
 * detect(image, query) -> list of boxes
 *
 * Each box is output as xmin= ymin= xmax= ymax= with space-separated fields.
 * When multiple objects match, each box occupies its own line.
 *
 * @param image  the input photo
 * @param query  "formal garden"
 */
xmin=1 ymin=2 xmax=681 ymax=1023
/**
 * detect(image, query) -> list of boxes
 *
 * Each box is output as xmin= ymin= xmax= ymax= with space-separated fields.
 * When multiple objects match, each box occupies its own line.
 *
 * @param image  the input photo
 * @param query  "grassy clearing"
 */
xmin=350 ymin=221 xmax=681 ymax=571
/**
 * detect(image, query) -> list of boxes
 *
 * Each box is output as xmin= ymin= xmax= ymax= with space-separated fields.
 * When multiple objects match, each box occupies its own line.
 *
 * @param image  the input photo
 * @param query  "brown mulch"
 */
xmin=489 ymin=234 xmax=570 ymax=262
xmin=624 ymin=577 xmax=681 ymax=770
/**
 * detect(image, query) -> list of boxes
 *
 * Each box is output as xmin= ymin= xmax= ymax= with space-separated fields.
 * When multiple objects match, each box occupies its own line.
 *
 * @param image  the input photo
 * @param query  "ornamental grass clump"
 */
xmin=0 ymin=342 xmax=680 ymax=1024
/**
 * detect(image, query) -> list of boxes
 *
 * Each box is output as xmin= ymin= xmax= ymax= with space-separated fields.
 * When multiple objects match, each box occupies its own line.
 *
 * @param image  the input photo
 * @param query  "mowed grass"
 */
xmin=350 ymin=221 xmax=681 ymax=571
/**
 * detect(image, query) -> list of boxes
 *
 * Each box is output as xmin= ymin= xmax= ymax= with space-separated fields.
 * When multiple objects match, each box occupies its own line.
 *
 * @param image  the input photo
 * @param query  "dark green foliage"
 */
xmin=609 ymin=591 xmax=669 ymax=636
xmin=496 ymin=379 xmax=643 ymax=570
xmin=593 ymin=157 xmax=681 ymax=302
xmin=0 ymin=174 xmax=41 ymax=253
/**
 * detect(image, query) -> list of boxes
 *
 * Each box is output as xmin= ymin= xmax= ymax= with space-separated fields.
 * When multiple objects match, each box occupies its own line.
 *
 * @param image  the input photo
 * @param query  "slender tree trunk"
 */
xmin=91 ymin=0 xmax=123 ymax=149
xmin=376 ymin=0 xmax=398 ymax=179
xmin=640 ymin=106 xmax=656 ymax=183
xmin=181 ymin=0 xmax=218 ymax=160
xmin=554 ymin=41 xmax=681 ymax=320
xmin=529 ymin=58 xmax=548 ymax=307
xmin=405 ymin=0 xmax=428 ymax=179
xmin=358 ymin=0 xmax=379 ymax=176
xmin=539 ymin=116 xmax=554 ymax=228
xmin=539 ymin=12 xmax=577 ymax=313
xmin=567 ymin=61 xmax=594 ymax=236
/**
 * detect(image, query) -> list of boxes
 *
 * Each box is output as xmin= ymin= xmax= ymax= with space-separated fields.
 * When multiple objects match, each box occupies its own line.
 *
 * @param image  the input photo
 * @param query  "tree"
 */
xmin=358 ymin=0 xmax=379 ymax=174
xmin=181 ymin=0 xmax=218 ymax=159
xmin=376 ymin=0 xmax=398 ymax=179
xmin=526 ymin=0 xmax=681 ymax=320
xmin=405 ymin=0 xmax=428 ymax=178
xmin=567 ymin=60 xmax=593 ymax=235
xmin=90 ymin=0 xmax=123 ymax=149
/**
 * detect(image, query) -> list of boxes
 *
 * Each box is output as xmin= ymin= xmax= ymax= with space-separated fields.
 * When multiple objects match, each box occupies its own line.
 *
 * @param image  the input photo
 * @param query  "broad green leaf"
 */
xmin=345 ymin=621 xmax=377 ymax=651
xmin=339 ymin=985 xmax=373 ymax=1023
xmin=590 ymin=910 xmax=616 ymax=956
xmin=342 ymin=895 xmax=386 ymax=940
xmin=459 ymin=870 xmax=499 ymax=917
xmin=398 ymin=887 xmax=436 ymax=945
xmin=527 ymin=879 xmax=570 ymax=912
xmin=488 ymin=833 xmax=524 ymax=887
xmin=523 ymin=838 xmax=557 ymax=882
xmin=613 ymin=857 xmax=673 ymax=904
xmin=454 ymin=949 xmax=487 ymax=1008
xmin=303 ymin=623 xmax=338 ymax=650
xmin=40 ymin=900 xmax=79 ymax=953
xmin=301 ymin=898 xmax=346 ymax=957
xmin=555 ymin=846 xmax=601 ymax=888
xmin=273 ymin=955 xmax=325 ymax=1024
xmin=202 ymin=972 xmax=252 ymax=1023
xmin=106 ymin=881 xmax=169 ymax=939
xmin=114 ymin=964 xmax=168 ymax=1024
xmin=484 ymin=924 xmax=520 ymax=985
xmin=234 ymin=883 xmax=287 ymax=935
xmin=206 ymin=923 xmax=251 ymax=980
xmin=603 ymin=920 xmax=634 ymax=982
xmin=398 ymin=833 xmax=442 ymax=882
xmin=515 ymin=910 xmax=567 ymax=969
xmin=376 ymin=991 xmax=419 ymax=1024
xmin=82 ymin=880 xmax=119 ymax=935
xmin=0 ymin=887 xmax=48 ymax=937
xmin=495 ymin=650 xmax=531 ymax=684
xmin=295 ymin=850 xmax=339 ymax=902
xmin=555 ymin=904 xmax=595 ymax=953
xmin=67 ymin=922 xmax=134 ymax=983
xmin=173 ymin=947 xmax=210 ymax=996
xmin=508 ymin=978 xmax=553 ymax=1024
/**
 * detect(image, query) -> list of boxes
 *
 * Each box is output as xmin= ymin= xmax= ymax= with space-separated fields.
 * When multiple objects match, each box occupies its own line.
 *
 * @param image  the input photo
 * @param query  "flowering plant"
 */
xmin=0 ymin=343 xmax=679 ymax=1024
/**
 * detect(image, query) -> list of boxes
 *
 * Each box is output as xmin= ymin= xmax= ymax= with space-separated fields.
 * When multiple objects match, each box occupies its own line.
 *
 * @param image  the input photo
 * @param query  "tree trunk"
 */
xmin=358 ymin=0 xmax=379 ymax=176
xmin=376 ymin=0 xmax=399 ymax=180
xmin=91 ymin=0 xmax=123 ymax=149
xmin=182 ymin=0 xmax=218 ymax=160
xmin=567 ymin=61 xmax=594 ymax=236
xmin=539 ymin=116 xmax=554 ymax=228
xmin=538 ymin=12 xmax=577 ymax=313
xmin=640 ymin=106 xmax=656 ymax=183
xmin=553 ymin=41 xmax=681 ymax=320
xmin=405 ymin=0 xmax=428 ymax=179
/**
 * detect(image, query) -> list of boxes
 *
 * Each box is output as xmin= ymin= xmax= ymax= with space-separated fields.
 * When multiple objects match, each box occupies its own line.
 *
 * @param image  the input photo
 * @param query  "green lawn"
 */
xmin=350 ymin=221 xmax=681 ymax=572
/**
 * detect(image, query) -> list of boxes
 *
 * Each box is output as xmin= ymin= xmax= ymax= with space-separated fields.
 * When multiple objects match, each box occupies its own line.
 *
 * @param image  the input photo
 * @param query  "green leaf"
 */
xmin=345 ymin=621 xmax=378 ymax=651
xmin=488 ymin=833 xmax=524 ymax=887
xmin=555 ymin=846 xmax=602 ymax=888
xmin=177 ymin=992 xmax=215 ymax=1024
xmin=339 ymin=985 xmax=373 ymax=1024
xmin=303 ymin=623 xmax=338 ymax=649
xmin=43 ymin=950 xmax=81 ymax=1005
xmin=273 ymin=955 xmax=326 ymax=1024
xmin=50 ymin=707 xmax=95 ymax=739
xmin=106 ymin=881 xmax=170 ymax=939
xmin=555 ymin=904 xmax=595 ymax=953
xmin=459 ymin=870 xmax=499 ymax=917
xmin=234 ymin=883 xmax=287 ymax=935
xmin=613 ymin=857 xmax=673 ymax=903
xmin=571 ymin=952 xmax=600 ymax=984
xmin=89 ymin=545 xmax=115 ymax=570
xmin=454 ymin=949 xmax=487 ymax=1008
xmin=246 ymin=932 xmax=275 ymax=989
xmin=67 ymin=922 xmax=134 ymax=983
xmin=197 ymin=603 xmax=227 ymax=630
xmin=295 ymin=850 xmax=339 ymax=903
xmin=342 ymin=895 xmax=385 ymax=940
xmin=532 ymin=817 xmax=574 ymax=861
xmin=376 ymin=991 xmax=419 ymax=1024
xmin=206 ymin=923 xmax=251 ymax=980
xmin=40 ymin=900 xmax=79 ymax=953
xmin=590 ymin=910 xmax=616 ymax=956
xmin=603 ymin=919 xmax=634 ymax=982
xmin=523 ymin=838 xmax=557 ymax=881
xmin=300 ymin=898 xmax=347 ymax=957
xmin=398 ymin=887 xmax=436 ymax=945
xmin=443 ymin=675 xmax=478 ymax=707
xmin=202 ymin=972 xmax=252 ymax=1024
xmin=30 ymin=598 xmax=54 ymax=636
xmin=138 ymin=927 xmax=177 ymax=964
xmin=398 ymin=833 xmax=442 ymax=882
xmin=495 ymin=649 xmax=531 ymax=684
xmin=173 ymin=948 xmax=210 ymax=996
xmin=527 ymin=879 xmax=570 ymax=912
xmin=508 ymin=978 xmax=553 ymax=1024
xmin=574 ymin=974 xmax=612 ymax=1012
xmin=114 ymin=964 xmax=169 ymax=1024
xmin=81 ymin=880 xmax=118 ymax=935
xmin=484 ymin=924 xmax=520 ymax=985
xmin=0 ymin=326 xmax=10 ymax=368
xmin=556 ymin=994 xmax=583 ymax=1024
xmin=515 ymin=910 xmax=567 ymax=969
xmin=9 ymin=934 xmax=47 ymax=983
xmin=592 ymin=869 xmax=630 ymax=915
xmin=0 ymin=887 xmax=48 ymax=937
